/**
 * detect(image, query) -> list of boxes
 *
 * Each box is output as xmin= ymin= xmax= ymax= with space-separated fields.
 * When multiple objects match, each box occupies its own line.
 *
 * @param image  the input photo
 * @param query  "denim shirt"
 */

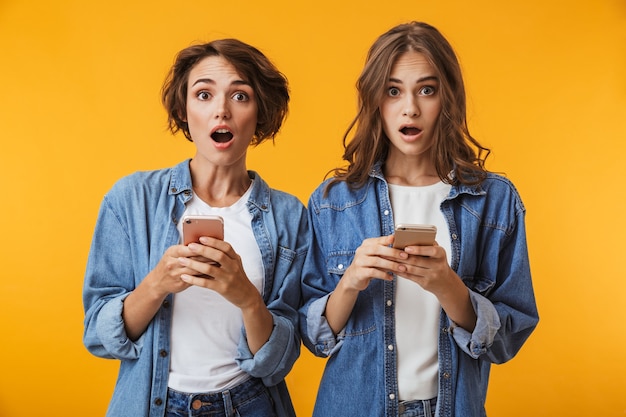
xmin=300 ymin=164 xmax=538 ymax=417
xmin=83 ymin=159 xmax=308 ymax=417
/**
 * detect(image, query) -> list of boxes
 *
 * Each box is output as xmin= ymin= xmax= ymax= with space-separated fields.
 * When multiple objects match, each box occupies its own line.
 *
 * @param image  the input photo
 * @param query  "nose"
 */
xmin=213 ymin=94 xmax=230 ymax=119
xmin=402 ymin=96 xmax=419 ymax=117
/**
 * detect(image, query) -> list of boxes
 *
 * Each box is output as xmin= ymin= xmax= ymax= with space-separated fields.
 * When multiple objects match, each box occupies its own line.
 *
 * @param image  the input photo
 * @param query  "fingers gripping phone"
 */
xmin=182 ymin=215 xmax=224 ymax=245
xmin=392 ymin=224 xmax=437 ymax=249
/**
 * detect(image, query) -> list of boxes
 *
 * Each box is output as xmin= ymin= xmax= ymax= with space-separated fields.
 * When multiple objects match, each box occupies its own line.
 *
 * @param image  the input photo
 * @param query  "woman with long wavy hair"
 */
xmin=300 ymin=21 xmax=538 ymax=417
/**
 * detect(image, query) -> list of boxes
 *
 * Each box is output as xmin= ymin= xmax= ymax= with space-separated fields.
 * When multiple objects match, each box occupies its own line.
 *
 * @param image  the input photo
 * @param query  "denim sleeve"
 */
xmin=298 ymin=190 xmax=345 ymax=358
xmin=236 ymin=203 xmax=309 ymax=387
xmin=303 ymin=293 xmax=341 ymax=357
xmin=91 ymin=293 xmax=143 ymax=359
xmin=449 ymin=290 xmax=501 ymax=359
xmin=451 ymin=198 xmax=538 ymax=363
xmin=236 ymin=313 xmax=298 ymax=386
xmin=82 ymin=195 xmax=143 ymax=360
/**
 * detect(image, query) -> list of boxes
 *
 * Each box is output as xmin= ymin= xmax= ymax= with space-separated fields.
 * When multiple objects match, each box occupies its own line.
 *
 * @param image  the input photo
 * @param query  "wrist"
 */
xmin=240 ymin=292 xmax=266 ymax=315
xmin=142 ymin=270 xmax=170 ymax=301
xmin=335 ymin=274 xmax=362 ymax=300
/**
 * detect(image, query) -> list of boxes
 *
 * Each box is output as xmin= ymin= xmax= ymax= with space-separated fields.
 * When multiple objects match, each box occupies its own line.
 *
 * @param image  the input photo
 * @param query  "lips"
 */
xmin=211 ymin=128 xmax=234 ymax=143
xmin=400 ymin=126 xmax=422 ymax=136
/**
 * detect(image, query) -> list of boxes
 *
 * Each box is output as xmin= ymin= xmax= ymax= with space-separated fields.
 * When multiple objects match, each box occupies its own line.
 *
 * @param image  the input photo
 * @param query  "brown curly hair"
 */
xmin=161 ymin=39 xmax=289 ymax=145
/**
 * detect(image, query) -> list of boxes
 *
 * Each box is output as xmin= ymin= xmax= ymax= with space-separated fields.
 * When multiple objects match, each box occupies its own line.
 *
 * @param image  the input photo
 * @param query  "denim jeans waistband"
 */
xmin=398 ymin=397 xmax=437 ymax=417
xmin=166 ymin=377 xmax=267 ymax=416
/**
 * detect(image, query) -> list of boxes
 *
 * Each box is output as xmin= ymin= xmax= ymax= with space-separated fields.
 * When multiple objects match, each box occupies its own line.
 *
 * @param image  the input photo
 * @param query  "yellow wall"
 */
xmin=1 ymin=1 xmax=625 ymax=415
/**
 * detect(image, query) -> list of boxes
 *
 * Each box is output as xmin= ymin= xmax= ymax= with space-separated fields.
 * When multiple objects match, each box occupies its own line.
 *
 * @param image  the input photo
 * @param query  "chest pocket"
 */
xmin=326 ymin=252 xmax=377 ymax=337
xmin=326 ymin=252 xmax=354 ymax=276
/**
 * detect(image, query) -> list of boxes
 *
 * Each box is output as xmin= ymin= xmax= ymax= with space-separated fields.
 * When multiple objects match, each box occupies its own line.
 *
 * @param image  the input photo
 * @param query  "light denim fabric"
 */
xmin=300 ymin=163 xmax=539 ymax=417
xmin=83 ymin=159 xmax=308 ymax=417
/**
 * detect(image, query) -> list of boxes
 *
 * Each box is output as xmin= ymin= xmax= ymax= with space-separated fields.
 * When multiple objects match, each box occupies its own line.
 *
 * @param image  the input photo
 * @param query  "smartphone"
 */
xmin=392 ymin=224 xmax=437 ymax=249
xmin=182 ymin=215 xmax=224 ymax=245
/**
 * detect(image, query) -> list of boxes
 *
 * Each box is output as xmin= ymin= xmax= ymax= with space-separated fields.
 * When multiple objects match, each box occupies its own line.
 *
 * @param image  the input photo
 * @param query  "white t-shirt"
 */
xmin=388 ymin=181 xmax=452 ymax=401
xmin=168 ymin=183 xmax=264 ymax=393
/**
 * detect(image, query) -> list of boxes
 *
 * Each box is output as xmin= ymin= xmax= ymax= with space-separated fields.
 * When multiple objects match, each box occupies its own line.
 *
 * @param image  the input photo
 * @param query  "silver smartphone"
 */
xmin=392 ymin=224 xmax=437 ymax=249
xmin=182 ymin=215 xmax=224 ymax=245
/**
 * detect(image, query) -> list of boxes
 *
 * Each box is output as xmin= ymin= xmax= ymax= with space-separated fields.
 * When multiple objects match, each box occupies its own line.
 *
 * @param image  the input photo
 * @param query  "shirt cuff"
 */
xmin=450 ymin=290 xmax=501 ymax=358
xmin=236 ymin=314 xmax=297 ymax=386
xmin=305 ymin=294 xmax=341 ymax=357
xmin=95 ymin=293 xmax=142 ymax=359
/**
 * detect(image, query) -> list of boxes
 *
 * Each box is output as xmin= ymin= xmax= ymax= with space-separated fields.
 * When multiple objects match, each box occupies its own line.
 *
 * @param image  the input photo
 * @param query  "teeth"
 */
xmin=216 ymin=128 xmax=229 ymax=133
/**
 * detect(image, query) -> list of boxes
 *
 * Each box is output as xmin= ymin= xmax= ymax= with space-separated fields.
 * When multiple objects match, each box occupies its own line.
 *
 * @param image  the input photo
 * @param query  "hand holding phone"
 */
xmin=182 ymin=215 xmax=224 ymax=245
xmin=392 ymin=224 xmax=437 ymax=249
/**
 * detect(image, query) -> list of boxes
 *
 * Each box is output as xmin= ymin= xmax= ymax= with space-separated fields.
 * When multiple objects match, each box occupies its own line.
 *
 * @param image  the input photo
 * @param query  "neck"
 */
xmin=189 ymin=160 xmax=251 ymax=207
xmin=383 ymin=155 xmax=439 ymax=187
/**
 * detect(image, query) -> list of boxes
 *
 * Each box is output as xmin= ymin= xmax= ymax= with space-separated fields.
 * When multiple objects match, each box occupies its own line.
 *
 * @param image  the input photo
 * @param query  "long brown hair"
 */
xmin=161 ymin=39 xmax=289 ymax=145
xmin=329 ymin=21 xmax=490 ymax=190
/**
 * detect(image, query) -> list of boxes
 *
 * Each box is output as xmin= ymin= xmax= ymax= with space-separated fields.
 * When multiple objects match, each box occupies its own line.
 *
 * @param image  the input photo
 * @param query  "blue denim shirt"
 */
xmin=83 ymin=159 xmax=308 ymax=417
xmin=300 ymin=164 xmax=538 ymax=417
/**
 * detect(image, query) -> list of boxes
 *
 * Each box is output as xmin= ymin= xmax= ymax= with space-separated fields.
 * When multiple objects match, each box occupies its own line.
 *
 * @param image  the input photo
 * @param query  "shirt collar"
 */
xmin=167 ymin=159 xmax=271 ymax=211
xmin=369 ymin=160 xmax=486 ymax=198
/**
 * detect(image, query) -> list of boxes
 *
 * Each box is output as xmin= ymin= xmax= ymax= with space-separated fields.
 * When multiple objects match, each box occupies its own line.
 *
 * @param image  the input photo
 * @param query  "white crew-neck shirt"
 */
xmin=168 ymin=182 xmax=263 ymax=393
xmin=388 ymin=181 xmax=451 ymax=400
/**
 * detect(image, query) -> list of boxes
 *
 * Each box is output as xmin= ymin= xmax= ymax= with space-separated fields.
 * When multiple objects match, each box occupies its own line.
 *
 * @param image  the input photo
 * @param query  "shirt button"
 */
xmin=389 ymin=393 xmax=396 ymax=400
xmin=451 ymin=233 xmax=458 ymax=240
xmin=443 ymin=372 xmax=451 ymax=379
xmin=154 ymin=398 xmax=163 ymax=406
xmin=170 ymin=187 xmax=177 ymax=193
xmin=388 ymin=344 xmax=394 ymax=351
xmin=383 ymin=210 xmax=390 ymax=216
xmin=386 ymin=300 xmax=392 ymax=306
xmin=159 ymin=349 xmax=168 ymax=357
xmin=337 ymin=264 xmax=344 ymax=270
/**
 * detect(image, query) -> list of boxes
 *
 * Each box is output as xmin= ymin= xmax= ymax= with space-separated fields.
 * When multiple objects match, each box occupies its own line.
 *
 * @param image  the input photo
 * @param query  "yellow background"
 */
xmin=1 ymin=0 xmax=625 ymax=416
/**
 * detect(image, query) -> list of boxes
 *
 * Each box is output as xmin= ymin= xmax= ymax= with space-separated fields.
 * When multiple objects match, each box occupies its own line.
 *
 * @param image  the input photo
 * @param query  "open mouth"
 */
xmin=211 ymin=129 xmax=234 ymax=143
xmin=400 ymin=127 xmax=422 ymax=136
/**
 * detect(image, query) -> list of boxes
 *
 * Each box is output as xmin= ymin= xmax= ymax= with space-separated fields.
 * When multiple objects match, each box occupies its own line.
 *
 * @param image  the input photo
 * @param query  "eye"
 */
xmin=420 ymin=85 xmax=436 ymax=96
xmin=232 ymin=92 xmax=249 ymax=102
xmin=387 ymin=87 xmax=401 ymax=97
xmin=197 ymin=91 xmax=211 ymax=101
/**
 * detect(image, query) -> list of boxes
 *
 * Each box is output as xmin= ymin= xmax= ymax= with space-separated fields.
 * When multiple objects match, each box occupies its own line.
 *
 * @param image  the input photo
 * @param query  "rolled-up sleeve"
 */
xmin=449 ymin=290 xmax=501 ymax=358
xmin=236 ymin=314 xmax=297 ymax=386
xmin=83 ymin=193 xmax=143 ymax=360
xmin=450 ymin=191 xmax=538 ymax=364
xmin=304 ymin=294 xmax=341 ymax=357
xmin=236 ymin=200 xmax=309 ymax=387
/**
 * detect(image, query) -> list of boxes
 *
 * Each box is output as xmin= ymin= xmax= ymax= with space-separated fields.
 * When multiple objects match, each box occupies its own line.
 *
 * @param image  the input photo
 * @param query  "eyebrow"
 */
xmin=388 ymin=75 xmax=438 ymax=84
xmin=191 ymin=78 xmax=251 ymax=87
